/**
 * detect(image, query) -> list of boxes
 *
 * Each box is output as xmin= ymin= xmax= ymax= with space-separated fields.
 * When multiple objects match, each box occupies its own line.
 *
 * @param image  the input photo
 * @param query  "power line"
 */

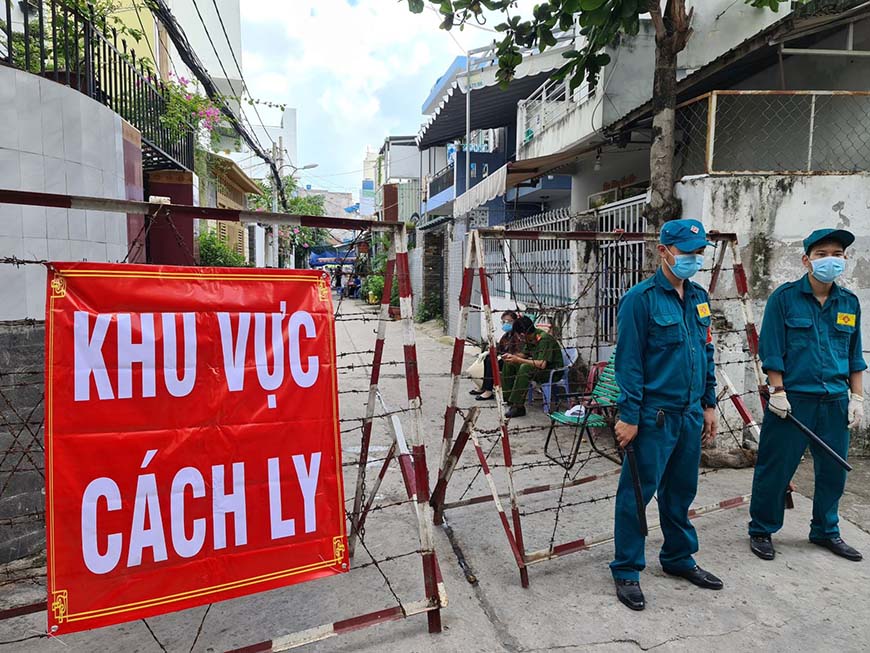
xmin=144 ymin=0 xmax=289 ymax=209
xmin=208 ymin=0 xmax=278 ymax=148
xmin=186 ymin=0 xmax=274 ymax=158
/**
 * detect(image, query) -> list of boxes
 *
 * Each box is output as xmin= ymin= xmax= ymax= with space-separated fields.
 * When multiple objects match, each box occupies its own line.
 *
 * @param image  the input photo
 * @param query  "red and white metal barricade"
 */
xmin=431 ymin=227 xmax=764 ymax=587
xmin=0 ymin=190 xmax=444 ymax=650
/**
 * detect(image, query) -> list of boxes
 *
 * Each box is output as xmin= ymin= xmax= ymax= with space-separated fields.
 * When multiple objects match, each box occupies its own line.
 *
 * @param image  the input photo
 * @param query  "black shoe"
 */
xmin=810 ymin=537 xmax=863 ymax=561
xmin=476 ymin=393 xmax=494 ymax=401
xmin=504 ymin=406 xmax=526 ymax=419
xmin=469 ymin=389 xmax=483 ymax=396
xmin=663 ymin=565 xmax=723 ymax=590
xmin=750 ymin=535 xmax=775 ymax=560
xmin=614 ymin=579 xmax=645 ymax=611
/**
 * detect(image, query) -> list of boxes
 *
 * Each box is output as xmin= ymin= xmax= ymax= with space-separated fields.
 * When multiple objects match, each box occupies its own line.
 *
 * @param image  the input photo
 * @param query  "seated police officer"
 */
xmin=749 ymin=228 xmax=865 ymax=562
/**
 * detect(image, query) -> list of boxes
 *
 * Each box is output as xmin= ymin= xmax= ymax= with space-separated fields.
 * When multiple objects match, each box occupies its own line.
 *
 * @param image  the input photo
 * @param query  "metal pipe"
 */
xmin=465 ymin=53 xmax=471 ymax=195
xmin=781 ymin=47 xmax=870 ymax=57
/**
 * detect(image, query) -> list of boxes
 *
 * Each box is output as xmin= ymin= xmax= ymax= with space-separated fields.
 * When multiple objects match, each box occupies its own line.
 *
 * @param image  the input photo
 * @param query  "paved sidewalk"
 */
xmin=3 ymin=300 xmax=870 ymax=652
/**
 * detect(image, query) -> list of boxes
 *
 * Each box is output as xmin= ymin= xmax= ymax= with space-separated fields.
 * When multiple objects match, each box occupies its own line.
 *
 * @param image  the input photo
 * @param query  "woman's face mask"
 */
xmin=502 ymin=321 xmax=513 ymax=333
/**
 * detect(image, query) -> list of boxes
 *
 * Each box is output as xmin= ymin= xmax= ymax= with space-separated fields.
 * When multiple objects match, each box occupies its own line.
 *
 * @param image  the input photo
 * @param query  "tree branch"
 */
xmin=648 ymin=2 xmax=667 ymax=40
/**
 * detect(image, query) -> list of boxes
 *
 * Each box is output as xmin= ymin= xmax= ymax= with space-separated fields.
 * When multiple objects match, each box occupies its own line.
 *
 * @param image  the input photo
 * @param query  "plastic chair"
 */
xmin=527 ymin=347 xmax=579 ymax=414
xmin=544 ymin=352 xmax=621 ymax=469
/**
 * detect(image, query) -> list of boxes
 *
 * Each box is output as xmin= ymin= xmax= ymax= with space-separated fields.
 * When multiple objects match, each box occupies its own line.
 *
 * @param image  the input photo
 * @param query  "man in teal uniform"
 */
xmin=501 ymin=316 xmax=564 ymax=418
xmin=611 ymin=219 xmax=721 ymax=611
xmin=749 ymin=228 xmax=865 ymax=562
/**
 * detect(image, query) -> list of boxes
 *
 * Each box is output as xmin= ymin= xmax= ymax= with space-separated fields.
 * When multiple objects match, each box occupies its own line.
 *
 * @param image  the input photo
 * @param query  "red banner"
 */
xmin=44 ymin=263 xmax=347 ymax=635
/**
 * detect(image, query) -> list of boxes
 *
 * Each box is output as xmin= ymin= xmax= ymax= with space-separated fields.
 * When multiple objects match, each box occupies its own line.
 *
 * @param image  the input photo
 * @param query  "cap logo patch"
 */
xmin=690 ymin=226 xmax=699 ymax=234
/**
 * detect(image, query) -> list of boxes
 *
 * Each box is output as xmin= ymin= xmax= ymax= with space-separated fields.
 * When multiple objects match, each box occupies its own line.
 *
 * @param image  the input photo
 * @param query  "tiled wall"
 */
xmin=0 ymin=68 xmax=130 ymax=320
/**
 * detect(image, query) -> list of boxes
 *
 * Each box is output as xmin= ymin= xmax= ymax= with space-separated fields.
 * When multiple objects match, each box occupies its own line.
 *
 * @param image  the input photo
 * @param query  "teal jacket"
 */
xmin=759 ymin=274 xmax=866 ymax=396
xmin=615 ymin=268 xmax=717 ymax=425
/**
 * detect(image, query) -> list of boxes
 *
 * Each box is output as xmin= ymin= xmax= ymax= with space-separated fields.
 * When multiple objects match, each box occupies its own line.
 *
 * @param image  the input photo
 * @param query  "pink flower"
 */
xmin=293 ymin=228 xmax=300 ymax=234
xmin=302 ymin=243 xmax=309 ymax=248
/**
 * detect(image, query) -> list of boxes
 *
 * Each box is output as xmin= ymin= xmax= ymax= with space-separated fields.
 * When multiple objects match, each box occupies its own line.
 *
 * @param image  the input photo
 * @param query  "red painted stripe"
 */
xmin=422 ymin=551 xmax=439 ymax=604
xmin=381 ymin=260 xmax=396 ymax=305
xmin=397 ymin=453 xmax=417 ymax=497
xmin=226 ymin=640 xmax=274 ymax=653
xmin=333 ymin=605 xmax=406 ymax=634
xmin=719 ymin=496 xmax=747 ymax=509
xmin=458 ymin=267 xmax=474 ymax=306
xmin=729 ymin=393 xmax=755 ymax=426
xmin=370 ymin=338 xmax=385 ymax=385
xmin=733 ymin=263 xmax=749 ymax=295
xmin=0 ymin=188 xmax=71 ymax=209
xmin=500 ymin=425 xmax=514 ymax=467
xmin=0 ymin=601 xmax=45 ymax=621
xmin=478 ymin=267 xmax=491 ymax=305
xmin=451 ymin=338 xmax=466 ymax=376
xmin=746 ymin=324 xmax=760 ymax=356
xmin=403 ymin=345 xmax=422 ymax=400
xmin=552 ymin=538 xmax=588 ymax=556
xmin=413 ymin=444 xmax=431 ymax=503
xmin=396 ymin=252 xmax=412 ymax=298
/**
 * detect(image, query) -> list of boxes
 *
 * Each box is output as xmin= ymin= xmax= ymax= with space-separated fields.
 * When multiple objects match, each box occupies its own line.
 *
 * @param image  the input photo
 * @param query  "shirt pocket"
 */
xmin=832 ymin=322 xmax=853 ymax=356
xmin=696 ymin=312 xmax=712 ymax=343
xmin=785 ymin=316 xmax=813 ymax=350
xmin=650 ymin=313 xmax=682 ymax=348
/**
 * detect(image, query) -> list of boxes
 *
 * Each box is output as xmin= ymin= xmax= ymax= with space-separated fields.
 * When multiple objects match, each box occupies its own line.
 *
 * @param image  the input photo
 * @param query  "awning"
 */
xmin=453 ymin=141 xmax=601 ymax=216
xmin=417 ymin=43 xmax=574 ymax=149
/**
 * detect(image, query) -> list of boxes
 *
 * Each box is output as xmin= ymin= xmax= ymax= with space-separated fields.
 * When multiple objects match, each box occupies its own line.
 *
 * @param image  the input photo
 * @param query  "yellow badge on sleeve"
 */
xmin=696 ymin=302 xmax=711 ymax=318
xmin=837 ymin=312 xmax=856 ymax=327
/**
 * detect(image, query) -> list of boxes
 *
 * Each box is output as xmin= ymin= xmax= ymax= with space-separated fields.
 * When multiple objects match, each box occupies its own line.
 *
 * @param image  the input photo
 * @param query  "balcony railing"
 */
xmin=676 ymin=90 xmax=870 ymax=176
xmin=1 ymin=0 xmax=195 ymax=172
xmin=428 ymin=163 xmax=455 ymax=198
xmin=518 ymin=75 xmax=593 ymax=151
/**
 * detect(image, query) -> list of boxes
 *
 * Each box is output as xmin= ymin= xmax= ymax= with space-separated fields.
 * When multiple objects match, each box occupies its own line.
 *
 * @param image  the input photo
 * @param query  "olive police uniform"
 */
xmin=610 ymin=249 xmax=717 ymax=580
xmin=502 ymin=328 xmax=563 ymax=406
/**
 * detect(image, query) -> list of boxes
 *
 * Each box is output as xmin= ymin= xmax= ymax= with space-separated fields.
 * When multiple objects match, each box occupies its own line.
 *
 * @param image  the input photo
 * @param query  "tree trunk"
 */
xmin=646 ymin=42 xmax=680 ymax=230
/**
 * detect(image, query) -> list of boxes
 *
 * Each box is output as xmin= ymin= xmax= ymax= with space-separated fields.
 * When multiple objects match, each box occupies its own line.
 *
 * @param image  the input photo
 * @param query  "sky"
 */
xmin=238 ymin=0 xmax=536 ymax=200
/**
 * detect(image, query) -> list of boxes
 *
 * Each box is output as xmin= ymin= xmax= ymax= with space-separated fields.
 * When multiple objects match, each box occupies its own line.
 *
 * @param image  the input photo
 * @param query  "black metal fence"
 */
xmin=1 ymin=0 xmax=194 ymax=172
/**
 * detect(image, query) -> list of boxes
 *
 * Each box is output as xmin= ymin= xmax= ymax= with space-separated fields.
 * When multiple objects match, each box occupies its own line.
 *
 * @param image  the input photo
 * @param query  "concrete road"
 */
xmin=3 ymin=299 xmax=870 ymax=652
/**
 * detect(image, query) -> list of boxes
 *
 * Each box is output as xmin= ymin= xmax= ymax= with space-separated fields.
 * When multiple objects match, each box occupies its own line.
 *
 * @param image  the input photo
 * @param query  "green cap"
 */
xmin=803 ymin=228 xmax=854 ymax=254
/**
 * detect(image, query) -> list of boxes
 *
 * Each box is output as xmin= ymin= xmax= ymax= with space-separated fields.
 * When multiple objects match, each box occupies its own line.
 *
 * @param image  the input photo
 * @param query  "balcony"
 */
xmin=675 ymin=90 xmax=870 ymax=176
xmin=1 ymin=0 xmax=195 ymax=172
xmin=517 ymin=76 xmax=593 ymax=156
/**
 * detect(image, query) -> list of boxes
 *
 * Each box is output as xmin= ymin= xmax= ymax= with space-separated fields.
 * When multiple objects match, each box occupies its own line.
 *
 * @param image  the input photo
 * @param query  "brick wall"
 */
xmin=0 ymin=320 xmax=45 ymax=564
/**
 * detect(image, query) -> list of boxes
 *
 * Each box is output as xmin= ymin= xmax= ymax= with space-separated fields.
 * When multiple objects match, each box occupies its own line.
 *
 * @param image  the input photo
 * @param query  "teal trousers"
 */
xmin=748 ymin=394 xmax=849 ymax=541
xmin=610 ymin=406 xmax=703 ymax=581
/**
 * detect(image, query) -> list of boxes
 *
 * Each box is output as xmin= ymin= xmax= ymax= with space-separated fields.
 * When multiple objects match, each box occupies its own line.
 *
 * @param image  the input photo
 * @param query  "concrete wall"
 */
xmin=570 ymin=148 xmax=650 ymax=213
xmin=676 ymin=174 xmax=870 ymax=422
xmin=0 ymin=67 xmax=131 ymax=321
xmin=408 ymin=246 xmax=424 ymax=315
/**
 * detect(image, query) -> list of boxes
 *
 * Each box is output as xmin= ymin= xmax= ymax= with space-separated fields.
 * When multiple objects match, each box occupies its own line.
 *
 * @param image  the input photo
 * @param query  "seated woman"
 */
xmin=470 ymin=310 xmax=520 ymax=401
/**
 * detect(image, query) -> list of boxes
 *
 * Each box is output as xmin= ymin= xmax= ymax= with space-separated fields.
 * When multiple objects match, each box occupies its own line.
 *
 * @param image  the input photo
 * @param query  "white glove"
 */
xmin=848 ymin=392 xmax=864 ymax=428
xmin=768 ymin=391 xmax=791 ymax=419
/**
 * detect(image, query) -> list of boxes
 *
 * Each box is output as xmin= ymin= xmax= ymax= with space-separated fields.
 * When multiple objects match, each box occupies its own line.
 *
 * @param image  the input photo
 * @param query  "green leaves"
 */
xmin=406 ymin=0 xmax=796 ymax=105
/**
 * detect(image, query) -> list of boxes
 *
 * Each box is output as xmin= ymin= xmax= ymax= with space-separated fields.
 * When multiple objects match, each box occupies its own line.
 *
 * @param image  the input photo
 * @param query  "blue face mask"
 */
xmin=502 ymin=322 xmax=513 ymax=333
xmin=811 ymin=256 xmax=846 ymax=283
xmin=667 ymin=253 xmax=705 ymax=280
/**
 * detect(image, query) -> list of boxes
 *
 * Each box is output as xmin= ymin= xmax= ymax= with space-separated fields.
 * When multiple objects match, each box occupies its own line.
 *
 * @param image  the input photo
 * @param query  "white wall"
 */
xmin=0 ymin=68 xmax=130 ymax=321
xmin=676 ymin=174 xmax=870 ymax=410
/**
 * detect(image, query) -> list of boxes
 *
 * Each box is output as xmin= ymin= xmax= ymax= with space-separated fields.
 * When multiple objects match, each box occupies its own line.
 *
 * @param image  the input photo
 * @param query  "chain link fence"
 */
xmin=676 ymin=91 xmax=870 ymax=176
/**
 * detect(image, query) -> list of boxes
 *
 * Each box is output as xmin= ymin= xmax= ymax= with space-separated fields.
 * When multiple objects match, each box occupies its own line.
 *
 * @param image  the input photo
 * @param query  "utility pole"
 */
xmin=271 ymin=143 xmax=281 ymax=268
xmin=280 ymin=136 xmax=295 ymax=269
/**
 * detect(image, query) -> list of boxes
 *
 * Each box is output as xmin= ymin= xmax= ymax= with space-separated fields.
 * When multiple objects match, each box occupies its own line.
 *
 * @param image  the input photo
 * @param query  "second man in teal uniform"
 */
xmin=749 ymin=228 xmax=865 ymax=562
xmin=611 ymin=219 xmax=721 ymax=611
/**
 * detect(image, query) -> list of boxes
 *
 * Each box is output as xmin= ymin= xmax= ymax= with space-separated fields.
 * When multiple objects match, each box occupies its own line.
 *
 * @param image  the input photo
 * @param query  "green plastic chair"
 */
xmin=544 ymin=351 xmax=621 ymax=469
